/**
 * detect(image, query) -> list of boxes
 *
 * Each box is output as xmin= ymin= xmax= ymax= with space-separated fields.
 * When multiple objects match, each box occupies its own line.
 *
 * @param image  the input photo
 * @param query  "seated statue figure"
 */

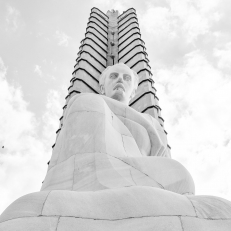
xmin=37 ymin=62 xmax=194 ymax=193
xmin=1 ymin=63 xmax=231 ymax=231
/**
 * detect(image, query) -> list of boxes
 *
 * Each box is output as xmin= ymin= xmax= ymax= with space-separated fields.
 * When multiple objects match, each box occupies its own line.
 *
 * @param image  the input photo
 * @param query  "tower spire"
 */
xmin=107 ymin=9 xmax=119 ymax=65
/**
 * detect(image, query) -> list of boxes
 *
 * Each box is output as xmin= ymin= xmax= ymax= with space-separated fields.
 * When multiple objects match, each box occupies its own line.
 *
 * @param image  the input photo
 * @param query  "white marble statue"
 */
xmin=39 ymin=62 xmax=194 ymax=193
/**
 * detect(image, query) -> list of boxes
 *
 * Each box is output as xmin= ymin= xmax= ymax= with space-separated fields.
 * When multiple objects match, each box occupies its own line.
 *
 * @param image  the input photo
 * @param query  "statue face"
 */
xmin=101 ymin=64 xmax=136 ymax=105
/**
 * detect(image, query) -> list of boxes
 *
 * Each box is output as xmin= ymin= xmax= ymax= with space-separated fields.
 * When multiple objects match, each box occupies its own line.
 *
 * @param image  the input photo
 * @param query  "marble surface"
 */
xmin=1 ymin=187 xmax=231 ymax=230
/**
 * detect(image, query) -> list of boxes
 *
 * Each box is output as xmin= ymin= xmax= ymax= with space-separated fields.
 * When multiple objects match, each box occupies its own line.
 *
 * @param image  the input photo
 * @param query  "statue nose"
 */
xmin=117 ymin=79 xmax=123 ymax=84
xmin=117 ymin=74 xmax=123 ymax=82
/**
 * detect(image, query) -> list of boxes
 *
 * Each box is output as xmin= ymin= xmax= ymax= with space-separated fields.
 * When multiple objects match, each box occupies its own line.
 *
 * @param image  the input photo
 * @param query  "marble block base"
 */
xmin=1 ymin=186 xmax=231 ymax=231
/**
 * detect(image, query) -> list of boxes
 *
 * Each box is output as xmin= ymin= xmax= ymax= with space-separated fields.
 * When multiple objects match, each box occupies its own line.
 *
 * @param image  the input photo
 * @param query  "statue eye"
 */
xmin=110 ymin=73 xmax=118 ymax=79
xmin=124 ymin=74 xmax=131 ymax=81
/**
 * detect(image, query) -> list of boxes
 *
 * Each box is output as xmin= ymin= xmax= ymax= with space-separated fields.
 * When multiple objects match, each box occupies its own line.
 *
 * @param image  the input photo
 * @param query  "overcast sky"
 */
xmin=1 ymin=0 xmax=231 ymax=214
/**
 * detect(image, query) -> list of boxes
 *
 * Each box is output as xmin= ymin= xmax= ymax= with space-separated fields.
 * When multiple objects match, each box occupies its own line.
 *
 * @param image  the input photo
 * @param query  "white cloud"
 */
xmin=139 ymin=0 xmax=224 ymax=47
xmin=214 ymin=42 xmax=231 ymax=70
xmin=140 ymin=2 xmax=210 ymax=44
xmin=34 ymin=65 xmax=43 ymax=76
xmin=41 ymin=90 xmax=63 ymax=141
xmin=0 ymin=57 xmax=63 ymax=214
xmin=92 ymin=0 xmax=132 ymax=14
xmin=5 ymin=5 xmax=21 ymax=32
xmin=0 ymin=60 xmax=36 ymax=152
xmin=55 ymin=30 xmax=70 ymax=47
xmin=0 ymin=57 xmax=43 ymax=211
xmin=193 ymin=0 xmax=221 ymax=13
xmin=155 ymin=51 xmax=231 ymax=200
xmin=139 ymin=7 xmax=177 ymax=39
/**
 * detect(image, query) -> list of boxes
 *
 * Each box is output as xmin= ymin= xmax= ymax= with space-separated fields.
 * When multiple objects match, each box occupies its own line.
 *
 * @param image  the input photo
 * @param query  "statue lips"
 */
xmin=113 ymin=83 xmax=125 ymax=92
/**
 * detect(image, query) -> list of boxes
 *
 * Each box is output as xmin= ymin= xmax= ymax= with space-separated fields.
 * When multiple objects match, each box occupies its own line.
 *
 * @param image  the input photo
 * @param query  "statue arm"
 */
xmin=64 ymin=93 xmax=168 ymax=157
xmin=100 ymin=95 xmax=168 ymax=157
xmin=142 ymin=113 xmax=170 ymax=157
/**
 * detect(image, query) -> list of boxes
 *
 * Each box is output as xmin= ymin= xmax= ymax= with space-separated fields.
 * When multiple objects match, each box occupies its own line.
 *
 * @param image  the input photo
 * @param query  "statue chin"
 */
xmin=109 ymin=92 xmax=127 ymax=104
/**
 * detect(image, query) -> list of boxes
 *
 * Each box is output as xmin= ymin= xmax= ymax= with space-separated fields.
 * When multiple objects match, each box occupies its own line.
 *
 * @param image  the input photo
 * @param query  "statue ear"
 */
xmin=100 ymin=85 xmax=105 ymax=95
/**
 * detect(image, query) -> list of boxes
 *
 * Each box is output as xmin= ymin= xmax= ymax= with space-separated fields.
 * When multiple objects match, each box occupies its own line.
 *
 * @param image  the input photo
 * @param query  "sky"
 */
xmin=0 ymin=0 xmax=231 ymax=214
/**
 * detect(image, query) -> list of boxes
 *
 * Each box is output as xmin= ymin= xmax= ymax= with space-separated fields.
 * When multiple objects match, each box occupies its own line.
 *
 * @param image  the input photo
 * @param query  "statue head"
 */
xmin=99 ymin=63 xmax=139 ymax=105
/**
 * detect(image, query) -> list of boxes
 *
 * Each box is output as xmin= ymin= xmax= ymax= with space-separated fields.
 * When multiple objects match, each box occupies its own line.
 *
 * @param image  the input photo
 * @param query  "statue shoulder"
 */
xmin=64 ymin=93 xmax=104 ymax=121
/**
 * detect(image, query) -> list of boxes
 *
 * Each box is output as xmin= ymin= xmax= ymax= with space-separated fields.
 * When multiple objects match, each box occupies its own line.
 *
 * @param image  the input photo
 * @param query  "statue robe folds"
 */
xmin=41 ymin=93 xmax=194 ymax=193
xmin=1 ymin=94 xmax=231 ymax=231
